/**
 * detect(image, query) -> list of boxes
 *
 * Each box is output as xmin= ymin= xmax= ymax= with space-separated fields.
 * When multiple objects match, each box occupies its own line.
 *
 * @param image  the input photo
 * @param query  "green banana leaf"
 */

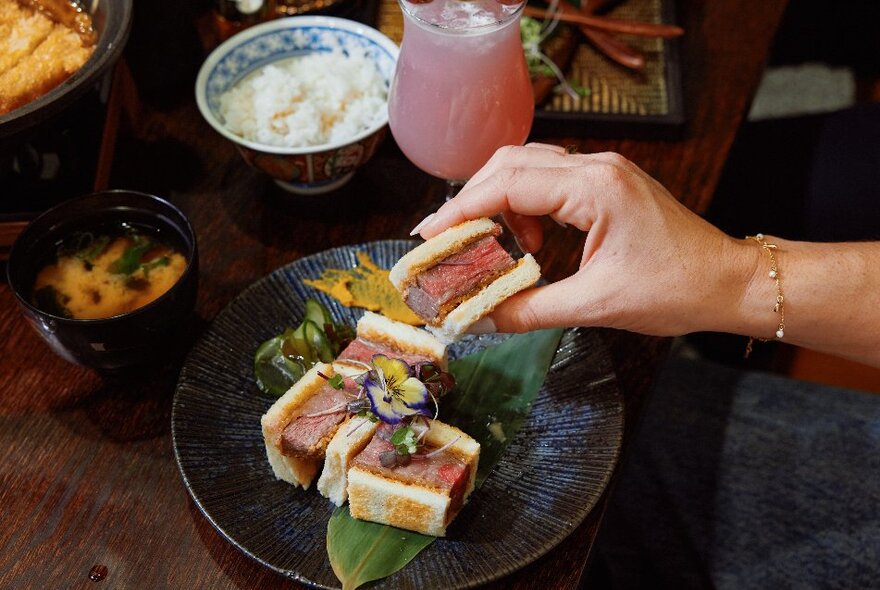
xmin=327 ymin=328 xmax=564 ymax=590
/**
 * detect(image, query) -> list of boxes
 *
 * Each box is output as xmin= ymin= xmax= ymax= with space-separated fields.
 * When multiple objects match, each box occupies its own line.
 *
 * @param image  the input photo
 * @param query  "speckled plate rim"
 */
xmin=171 ymin=240 xmax=623 ymax=588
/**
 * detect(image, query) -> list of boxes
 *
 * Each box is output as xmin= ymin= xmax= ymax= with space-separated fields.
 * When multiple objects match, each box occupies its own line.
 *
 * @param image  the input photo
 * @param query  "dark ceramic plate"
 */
xmin=172 ymin=241 xmax=624 ymax=589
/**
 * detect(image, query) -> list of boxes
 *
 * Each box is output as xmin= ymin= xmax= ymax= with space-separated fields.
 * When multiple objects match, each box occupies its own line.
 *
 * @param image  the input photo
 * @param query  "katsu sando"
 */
xmin=317 ymin=311 xmax=448 ymax=505
xmin=347 ymin=420 xmax=480 ymax=537
xmin=261 ymin=362 xmax=348 ymax=489
xmin=389 ymin=218 xmax=541 ymax=343
xmin=262 ymin=311 xmax=448 ymax=493
xmin=335 ymin=310 xmax=447 ymax=369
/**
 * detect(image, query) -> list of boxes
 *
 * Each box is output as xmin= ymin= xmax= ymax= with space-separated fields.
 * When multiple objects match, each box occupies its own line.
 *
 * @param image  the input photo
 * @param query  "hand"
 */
xmin=415 ymin=144 xmax=754 ymax=336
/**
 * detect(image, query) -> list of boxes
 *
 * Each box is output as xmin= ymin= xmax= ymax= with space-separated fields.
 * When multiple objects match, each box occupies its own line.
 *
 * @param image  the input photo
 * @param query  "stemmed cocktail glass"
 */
xmin=388 ymin=0 xmax=534 ymax=198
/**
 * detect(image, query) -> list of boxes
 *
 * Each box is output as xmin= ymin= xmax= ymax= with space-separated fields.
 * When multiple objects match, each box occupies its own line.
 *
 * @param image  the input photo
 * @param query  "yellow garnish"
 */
xmin=304 ymin=251 xmax=422 ymax=325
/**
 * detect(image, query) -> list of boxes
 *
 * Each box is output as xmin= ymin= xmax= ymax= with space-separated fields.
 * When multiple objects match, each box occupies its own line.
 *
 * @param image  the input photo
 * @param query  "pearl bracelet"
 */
xmin=744 ymin=233 xmax=786 ymax=358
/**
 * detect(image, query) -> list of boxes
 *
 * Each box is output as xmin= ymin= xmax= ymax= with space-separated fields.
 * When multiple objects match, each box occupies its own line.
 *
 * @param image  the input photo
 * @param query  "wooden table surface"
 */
xmin=0 ymin=0 xmax=787 ymax=588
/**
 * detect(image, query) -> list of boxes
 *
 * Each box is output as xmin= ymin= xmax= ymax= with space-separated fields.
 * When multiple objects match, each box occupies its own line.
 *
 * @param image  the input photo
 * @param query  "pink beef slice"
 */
xmin=352 ymin=426 xmax=470 ymax=518
xmin=338 ymin=338 xmax=436 ymax=366
xmin=404 ymin=235 xmax=515 ymax=321
xmin=280 ymin=383 xmax=349 ymax=458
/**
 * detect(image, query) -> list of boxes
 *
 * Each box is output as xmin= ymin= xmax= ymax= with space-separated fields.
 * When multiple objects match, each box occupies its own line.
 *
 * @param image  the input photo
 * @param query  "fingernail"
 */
xmin=409 ymin=213 xmax=435 ymax=236
xmin=552 ymin=217 xmax=568 ymax=229
xmin=466 ymin=317 xmax=496 ymax=335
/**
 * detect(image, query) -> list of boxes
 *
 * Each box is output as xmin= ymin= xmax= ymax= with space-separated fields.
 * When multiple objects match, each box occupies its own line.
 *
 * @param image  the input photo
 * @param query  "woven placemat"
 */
xmin=543 ymin=0 xmax=667 ymax=116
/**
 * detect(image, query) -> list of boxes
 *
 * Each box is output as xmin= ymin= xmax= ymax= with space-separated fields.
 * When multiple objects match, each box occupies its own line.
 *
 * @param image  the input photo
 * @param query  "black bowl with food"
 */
xmin=6 ymin=190 xmax=198 ymax=371
xmin=0 ymin=0 xmax=133 ymax=140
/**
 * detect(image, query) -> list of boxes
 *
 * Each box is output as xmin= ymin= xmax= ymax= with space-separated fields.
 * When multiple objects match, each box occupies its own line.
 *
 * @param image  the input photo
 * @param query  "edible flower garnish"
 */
xmin=362 ymin=355 xmax=431 ymax=424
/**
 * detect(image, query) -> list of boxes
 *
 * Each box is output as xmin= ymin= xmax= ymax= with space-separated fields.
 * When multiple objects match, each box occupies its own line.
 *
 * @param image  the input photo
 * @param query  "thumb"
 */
xmin=470 ymin=271 xmax=601 ymax=334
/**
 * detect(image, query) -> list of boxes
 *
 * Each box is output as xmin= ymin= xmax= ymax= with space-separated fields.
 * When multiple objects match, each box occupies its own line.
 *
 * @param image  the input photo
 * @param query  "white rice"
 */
xmin=218 ymin=50 xmax=387 ymax=148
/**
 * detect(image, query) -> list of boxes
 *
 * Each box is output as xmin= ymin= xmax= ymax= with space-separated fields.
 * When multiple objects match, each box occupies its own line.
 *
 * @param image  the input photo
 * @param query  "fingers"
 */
xmin=461 ymin=143 xmax=598 ymax=195
xmin=459 ymin=143 xmax=568 ymax=195
xmin=502 ymin=212 xmax=544 ymax=253
xmin=421 ymin=165 xmax=599 ymax=238
xmin=479 ymin=271 xmax=601 ymax=333
xmin=417 ymin=146 xmax=636 ymax=238
xmin=524 ymin=141 xmax=568 ymax=154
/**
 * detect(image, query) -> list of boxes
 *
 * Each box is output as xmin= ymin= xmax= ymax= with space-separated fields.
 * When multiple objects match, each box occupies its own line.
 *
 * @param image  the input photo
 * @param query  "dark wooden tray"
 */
xmin=531 ymin=0 xmax=685 ymax=138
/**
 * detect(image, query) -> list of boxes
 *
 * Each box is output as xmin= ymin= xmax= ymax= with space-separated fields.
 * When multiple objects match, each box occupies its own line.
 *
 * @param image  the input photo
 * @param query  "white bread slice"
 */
xmin=389 ymin=217 xmax=499 ymax=290
xmin=428 ymin=254 xmax=541 ymax=344
xmin=356 ymin=311 xmax=447 ymax=368
xmin=316 ymin=415 xmax=380 ymax=505
xmin=260 ymin=362 xmax=334 ymax=489
xmin=347 ymin=420 xmax=480 ymax=536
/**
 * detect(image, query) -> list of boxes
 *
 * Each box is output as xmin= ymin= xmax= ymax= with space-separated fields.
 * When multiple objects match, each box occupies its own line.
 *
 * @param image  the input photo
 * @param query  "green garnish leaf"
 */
xmin=559 ymin=82 xmax=590 ymax=97
xmin=389 ymin=425 xmax=409 ymax=445
xmin=141 ymin=256 xmax=170 ymax=277
xmin=356 ymin=409 xmax=379 ymax=423
xmin=326 ymin=329 xmax=564 ymax=589
xmin=327 ymin=506 xmax=434 ymax=590
xmin=390 ymin=425 xmax=417 ymax=455
xmin=108 ymin=235 xmax=154 ymax=275
xmin=444 ymin=329 xmax=563 ymax=485
xmin=361 ymin=410 xmax=379 ymax=423
xmin=520 ymin=16 xmax=542 ymax=43
xmin=253 ymin=336 xmax=305 ymax=396
xmin=78 ymin=234 xmax=111 ymax=263
xmin=254 ymin=299 xmax=354 ymax=397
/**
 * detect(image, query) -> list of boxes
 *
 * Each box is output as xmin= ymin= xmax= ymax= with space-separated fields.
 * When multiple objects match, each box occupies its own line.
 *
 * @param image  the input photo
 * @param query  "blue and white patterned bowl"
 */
xmin=195 ymin=17 xmax=399 ymax=195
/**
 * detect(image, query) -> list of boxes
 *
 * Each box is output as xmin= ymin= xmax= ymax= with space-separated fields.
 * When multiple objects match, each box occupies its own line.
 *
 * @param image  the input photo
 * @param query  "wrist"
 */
xmin=700 ymin=234 xmax=777 ymax=337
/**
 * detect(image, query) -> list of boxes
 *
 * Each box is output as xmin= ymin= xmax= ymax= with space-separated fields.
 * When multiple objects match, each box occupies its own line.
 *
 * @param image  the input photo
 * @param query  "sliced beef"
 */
xmin=280 ymin=383 xmax=349 ymax=458
xmin=352 ymin=425 xmax=471 ymax=510
xmin=405 ymin=235 xmax=515 ymax=321
xmin=338 ymin=337 xmax=435 ymax=366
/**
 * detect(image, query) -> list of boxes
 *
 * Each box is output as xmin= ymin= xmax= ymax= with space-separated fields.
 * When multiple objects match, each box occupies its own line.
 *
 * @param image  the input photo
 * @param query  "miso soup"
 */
xmin=32 ymin=222 xmax=188 ymax=319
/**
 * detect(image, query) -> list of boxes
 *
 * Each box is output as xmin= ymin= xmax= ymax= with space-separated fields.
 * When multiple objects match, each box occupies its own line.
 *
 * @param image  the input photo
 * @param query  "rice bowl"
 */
xmin=218 ymin=51 xmax=388 ymax=148
xmin=195 ymin=16 xmax=399 ymax=195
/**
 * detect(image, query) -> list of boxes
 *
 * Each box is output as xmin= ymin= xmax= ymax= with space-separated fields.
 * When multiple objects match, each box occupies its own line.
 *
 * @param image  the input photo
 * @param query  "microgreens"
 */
xmin=521 ymin=9 xmax=590 ymax=101
xmin=379 ymin=424 xmax=423 ymax=468
xmin=317 ymin=370 xmax=346 ymax=390
xmin=390 ymin=425 xmax=418 ymax=456
xmin=357 ymin=409 xmax=379 ymax=423
xmin=417 ymin=363 xmax=455 ymax=400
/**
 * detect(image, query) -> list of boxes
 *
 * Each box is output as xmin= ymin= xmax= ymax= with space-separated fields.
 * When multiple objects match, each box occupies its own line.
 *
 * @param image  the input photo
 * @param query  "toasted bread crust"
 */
xmin=355 ymin=311 xmax=447 ymax=367
xmin=346 ymin=419 xmax=480 ymax=536
xmin=389 ymin=218 xmax=500 ymax=291
xmin=348 ymin=468 xmax=449 ymax=536
xmin=390 ymin=218 xmax=542 ymax=343
xmin=260 ymin=363 xmax=334 ymax=489
xmin=317 ymin=416 xmax=380 ymax=505
xmin=428 ymin=254 xmax=541 ymax=343
xmin=318 ymin=317 xmax=447 ymax=503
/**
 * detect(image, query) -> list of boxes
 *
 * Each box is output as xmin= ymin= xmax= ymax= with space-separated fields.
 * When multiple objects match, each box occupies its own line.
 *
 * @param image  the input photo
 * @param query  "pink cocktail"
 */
xmin=388 ymin=0 xmax=534 ymax=185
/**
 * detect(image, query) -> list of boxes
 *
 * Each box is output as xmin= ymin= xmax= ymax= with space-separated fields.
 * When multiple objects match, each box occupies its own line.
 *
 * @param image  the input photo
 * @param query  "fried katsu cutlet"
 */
xmin=0 ymin=0 xmax=95 ymax=115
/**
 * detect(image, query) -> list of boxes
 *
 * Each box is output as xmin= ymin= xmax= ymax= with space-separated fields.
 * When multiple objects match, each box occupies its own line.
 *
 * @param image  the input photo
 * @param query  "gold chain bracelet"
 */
xmin=744 ymin=233 xmax=785 ymax=358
